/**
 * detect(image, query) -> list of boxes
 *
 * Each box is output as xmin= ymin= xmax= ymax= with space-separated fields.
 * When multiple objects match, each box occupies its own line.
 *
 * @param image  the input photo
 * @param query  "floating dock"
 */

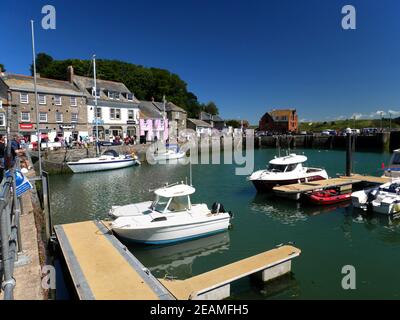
xmin=54 ymin=220 xmax=301 ymax=300
xmin=273 ymin=174 xmax=390 ymax=198
xmin=160 ymin=245 xmax=301 ymax=300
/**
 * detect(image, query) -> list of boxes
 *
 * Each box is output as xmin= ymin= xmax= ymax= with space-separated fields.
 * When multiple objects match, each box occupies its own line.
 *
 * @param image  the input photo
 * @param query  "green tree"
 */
xmin=31 ymin=53 xmax=206 ymax=116
xmin=226 ymin=120 xmax=241 ymax=128
xmin=203 ymin=101 xmax=219 ymax=115
xmin=31 ymin=53 xmax=53 ymax=75
xmin=0 ymin=63 xmax=5 ymax=72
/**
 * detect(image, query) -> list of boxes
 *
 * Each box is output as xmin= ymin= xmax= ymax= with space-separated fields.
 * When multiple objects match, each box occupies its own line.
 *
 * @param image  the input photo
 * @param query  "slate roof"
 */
xmin=88 ymin=98 xmax=139 ymax=109
xmin=139 ymin=101 xmax=163 ymax=119
xmin=199 ymin=111 xmax=224 ymax=122
xmin=188 ymin=118 xmax=213 ymax=128
xmin=152 ymin=101 xmax=186 ymax=113
xmin=72 ymin=75 xmax=140 ymax=103
xmin=1 ymin=74 xmax=83 ymax=96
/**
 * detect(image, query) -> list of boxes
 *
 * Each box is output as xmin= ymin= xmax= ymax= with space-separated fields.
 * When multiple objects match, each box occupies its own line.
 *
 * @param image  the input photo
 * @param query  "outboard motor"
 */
xmin=211 ymin=202 xmax=226 ymax=214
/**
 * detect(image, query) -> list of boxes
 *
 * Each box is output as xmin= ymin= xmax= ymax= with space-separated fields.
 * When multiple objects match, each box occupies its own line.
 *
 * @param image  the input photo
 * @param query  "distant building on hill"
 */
xmin=259 ymin=109 xmax=298 ymax=133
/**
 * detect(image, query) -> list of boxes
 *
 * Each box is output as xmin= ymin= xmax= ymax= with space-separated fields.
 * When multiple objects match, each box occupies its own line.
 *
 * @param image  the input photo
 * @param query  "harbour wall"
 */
xmin=256 ymin=132 xmax=392 ymax=152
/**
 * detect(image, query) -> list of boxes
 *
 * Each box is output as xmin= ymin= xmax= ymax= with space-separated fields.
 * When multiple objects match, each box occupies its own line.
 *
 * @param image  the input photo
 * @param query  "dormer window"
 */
xmin=114 ymin=92 xmax=120 ymax=100
xmin=92 ymin=88 xmax=100 ymax=98
xmin=126 ymin=93 xmax=133 ymax=101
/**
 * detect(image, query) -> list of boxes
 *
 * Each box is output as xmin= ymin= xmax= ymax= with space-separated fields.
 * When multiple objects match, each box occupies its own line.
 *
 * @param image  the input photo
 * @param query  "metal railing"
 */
xmin=0 ymin=158 xmax=24 ymax=300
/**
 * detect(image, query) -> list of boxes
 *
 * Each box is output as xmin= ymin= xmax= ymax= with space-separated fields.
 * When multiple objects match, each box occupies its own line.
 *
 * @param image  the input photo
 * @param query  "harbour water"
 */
xmin=50 ymin=148 xmax=400 ymax=299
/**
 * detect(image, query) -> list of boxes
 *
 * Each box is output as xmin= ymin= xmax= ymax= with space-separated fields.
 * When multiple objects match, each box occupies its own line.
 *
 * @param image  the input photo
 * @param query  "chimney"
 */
xmin=151 ymin=97 xmax=154 ymax=102
xmin=67 ymin=65 xmax=74 ymax=83
xmin=36 ymin=73 xmax=41 ymax=78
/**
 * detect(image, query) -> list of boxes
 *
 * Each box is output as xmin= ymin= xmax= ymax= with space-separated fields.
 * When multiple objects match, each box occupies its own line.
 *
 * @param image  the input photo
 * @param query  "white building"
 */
xmin=69 ymin=67 xmax=140 ymax=140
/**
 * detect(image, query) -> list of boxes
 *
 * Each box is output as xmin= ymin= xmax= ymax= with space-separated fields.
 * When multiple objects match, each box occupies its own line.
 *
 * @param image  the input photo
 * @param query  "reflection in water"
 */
xmin=251 ymin=193 xmax=351 ymax=226
xmin=345 ymin=208 xmax=400 ymax=245
xmin=131 ymin=233 xmax=230 ymax=279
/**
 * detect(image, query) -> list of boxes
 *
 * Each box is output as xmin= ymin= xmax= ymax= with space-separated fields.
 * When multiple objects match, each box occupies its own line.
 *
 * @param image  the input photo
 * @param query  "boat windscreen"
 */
xmin=168 ymin=196 xmax=190 ymax=211
xmin=391 ymin=153 xmax=400 ymax=165
xmin=267 ymin=164 xmax=287 ymax=172
xmin=153 ymin=196 xmax=170 ymax=213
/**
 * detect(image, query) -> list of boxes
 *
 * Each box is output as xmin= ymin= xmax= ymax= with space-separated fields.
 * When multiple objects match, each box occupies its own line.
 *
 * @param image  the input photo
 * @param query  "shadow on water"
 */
xmin=129 ymin=232 xmax=231 ymax=279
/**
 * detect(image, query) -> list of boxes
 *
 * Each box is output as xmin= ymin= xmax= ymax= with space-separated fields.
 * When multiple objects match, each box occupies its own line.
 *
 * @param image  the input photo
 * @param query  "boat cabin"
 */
xmin=267 ymin=154 xmax=307 ymax=173
xmin=151 ymin=184 xmax=195 ymax=213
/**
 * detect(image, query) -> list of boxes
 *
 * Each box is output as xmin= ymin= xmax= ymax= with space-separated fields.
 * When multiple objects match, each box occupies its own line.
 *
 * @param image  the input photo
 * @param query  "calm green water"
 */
xmin=50 ymin=148 xmax=400 ymax=299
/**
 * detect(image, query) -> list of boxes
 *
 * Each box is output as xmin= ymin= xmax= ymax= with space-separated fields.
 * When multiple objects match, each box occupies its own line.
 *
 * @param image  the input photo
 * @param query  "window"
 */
xmin=70 ymin=97 xmax=77 ymax=106
xmin=56 ymin=112 xmax=63 ymax=123
xmin=153 ymin=196 xmax=170 ymax=213
xmin=0 ymin=100 xmax=2 ymax=108
xmin=38 ymin=94 xmax=46 ymax=105
xmin=114 ymin=92 xmax=120 ymax=100
xmin=21 ymin=112 xmax=30 ymax=122
xmin=71 ymin=113 xmax=78 ymax=123
xmin=0 ymin=114 xmax=5 ymax=127
xmin=108 ymin=91 xmax=113 ymax=99
xmin=20 ymin=93 xmax=29 ymax=104
xmin=95 ymin=107 xmax=102 ymax=119
xmin=54 ymin=95 xmax=62 ymax=105
xmin=110 ymin=108 xmax=121 ymax=120
xmin=92 ymin=88 xmax=100 ymax=98
xmin=128 ymin=109 xmax=135 ymax=120
xmin=39 ymin=112 xmax=48 ymax=123
xmin=126 ymin=93 xmax=133 ymax=101
xmin=168 ymin=196 xmax=190 ymax=212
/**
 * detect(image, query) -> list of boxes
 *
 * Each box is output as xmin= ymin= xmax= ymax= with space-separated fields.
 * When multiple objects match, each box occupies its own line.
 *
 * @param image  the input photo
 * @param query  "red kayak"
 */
xmin=306 ymin=189 xmax=351 ymax=205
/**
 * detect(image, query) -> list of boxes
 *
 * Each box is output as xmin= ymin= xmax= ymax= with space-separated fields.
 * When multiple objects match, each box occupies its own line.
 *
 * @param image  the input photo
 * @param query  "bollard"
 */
xmin=346 ymin=133 xmax=352 ymax=176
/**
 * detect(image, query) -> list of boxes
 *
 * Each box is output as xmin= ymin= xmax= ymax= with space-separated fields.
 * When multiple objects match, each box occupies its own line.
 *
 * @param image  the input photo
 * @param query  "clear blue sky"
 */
xmin=2 ymin=0 xmax=400 ymax=124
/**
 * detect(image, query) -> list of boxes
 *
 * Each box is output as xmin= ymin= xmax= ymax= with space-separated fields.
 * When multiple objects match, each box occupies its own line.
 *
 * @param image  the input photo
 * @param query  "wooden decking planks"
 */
xmin=273 ymin=177 xmax=361 ymax=194
xmin=160 ymin=245 xmax=301 ymax=300
xmin=273 ymin=174 xmax=390 ymax=195
xmin=54 ymin=220 xmax=174 ymax=300
xmin=339 ymin=174 xmax=390 ymax=185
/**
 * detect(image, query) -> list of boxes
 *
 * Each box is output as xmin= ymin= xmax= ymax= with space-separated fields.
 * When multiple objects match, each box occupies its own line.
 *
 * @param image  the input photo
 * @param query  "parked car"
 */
xmin=321 ymin=129 xmax=337 ymax=136
xmin=362 ymin=128 xmax=378 ymax=135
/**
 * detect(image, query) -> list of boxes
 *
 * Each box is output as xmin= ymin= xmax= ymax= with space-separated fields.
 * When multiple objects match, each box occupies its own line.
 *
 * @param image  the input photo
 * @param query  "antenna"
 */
xmin=189 ymin=158 xmax=193 ymax=186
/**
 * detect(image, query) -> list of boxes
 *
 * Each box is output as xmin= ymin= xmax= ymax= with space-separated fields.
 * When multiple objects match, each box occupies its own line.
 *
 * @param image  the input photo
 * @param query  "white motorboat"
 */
xmin=249 ymin=154 xmax=329 ymax=194
xmin=110 ymin=183 xmax=232 ymax=244
xmin=383 ymin=149 xmax=400 ymax=178
xmin=351 ymin=180 xmax=400 ymax=215
xmin=67 ymin=149 xmax=140 ymax=173
xmin=152 ymin=144 xmax=186 ymax=162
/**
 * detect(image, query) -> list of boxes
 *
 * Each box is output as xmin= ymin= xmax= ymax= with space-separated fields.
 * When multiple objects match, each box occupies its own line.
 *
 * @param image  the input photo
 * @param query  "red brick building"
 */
xmin=259 ymin=109 xmax=298 ymax=133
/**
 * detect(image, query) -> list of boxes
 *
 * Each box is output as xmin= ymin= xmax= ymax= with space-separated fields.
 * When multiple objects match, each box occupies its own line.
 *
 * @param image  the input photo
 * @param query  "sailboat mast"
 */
xmin=31 ymin=20 xmax=42 ymax=177
xmin=93 ymin=55 xmax=99 ymax=156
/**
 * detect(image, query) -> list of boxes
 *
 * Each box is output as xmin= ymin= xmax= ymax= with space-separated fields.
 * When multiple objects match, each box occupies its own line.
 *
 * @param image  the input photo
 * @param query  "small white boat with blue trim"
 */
xmin=110 ymin=183 xmax=232 ymax=244
xmin=67 ymin=149 xmax=140 ymax=173
xmin=351 ymin=179 xmax=400 ymax=215
xmin=152 ymin=144 xmax=186 ymax=162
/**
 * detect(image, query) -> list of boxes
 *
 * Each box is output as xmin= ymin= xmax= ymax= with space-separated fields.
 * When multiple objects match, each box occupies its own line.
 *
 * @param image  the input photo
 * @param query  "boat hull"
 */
xmin=251 ymin=175 xmax=327 ymax=193
xmin=306 ymin=192 xmax=351 ymax=205
xmin=112 ymin=216 xmax=231 ymax=245
xmin=67 ymin=159 xmax=138 ymax=173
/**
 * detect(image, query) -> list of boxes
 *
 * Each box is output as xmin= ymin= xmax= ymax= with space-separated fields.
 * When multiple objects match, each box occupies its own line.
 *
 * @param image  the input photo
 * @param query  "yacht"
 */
xmin=351 ymin=180 xmax=400 ymax=215
xmin=67 ymin=149 xmax=140 ymax=173
xmin=110 ymin=183 xmax=232 ymax=244
xmin=248 ymin=154 xmax=328 ymax=192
